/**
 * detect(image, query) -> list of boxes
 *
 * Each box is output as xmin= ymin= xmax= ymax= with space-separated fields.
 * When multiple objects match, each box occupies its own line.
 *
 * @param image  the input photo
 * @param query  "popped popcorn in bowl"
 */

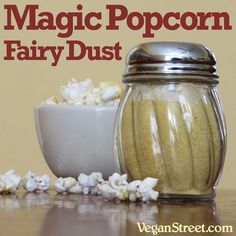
xmin=42 ymin=79 xmax=122 ymax=106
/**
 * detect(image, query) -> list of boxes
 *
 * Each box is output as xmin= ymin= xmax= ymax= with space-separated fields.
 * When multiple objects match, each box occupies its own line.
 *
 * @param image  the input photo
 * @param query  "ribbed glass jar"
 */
xmin=114 ymin=42 xmax=227 ymax=200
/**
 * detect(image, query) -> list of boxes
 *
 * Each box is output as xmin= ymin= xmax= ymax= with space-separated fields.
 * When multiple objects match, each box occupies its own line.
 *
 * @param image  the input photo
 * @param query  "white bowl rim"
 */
xmin=35 ymin=104 xmax=118 ymax=111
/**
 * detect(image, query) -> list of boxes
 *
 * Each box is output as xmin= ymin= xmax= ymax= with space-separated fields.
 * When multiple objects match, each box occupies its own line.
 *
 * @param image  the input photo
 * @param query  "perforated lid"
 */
xmin=123 ymin=42 xmax=218 ymax=83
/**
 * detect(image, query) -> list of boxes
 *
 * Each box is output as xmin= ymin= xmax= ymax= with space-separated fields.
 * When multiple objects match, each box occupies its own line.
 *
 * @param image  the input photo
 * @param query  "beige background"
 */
xmin=0 ymin=0 xmax=235 ymax=189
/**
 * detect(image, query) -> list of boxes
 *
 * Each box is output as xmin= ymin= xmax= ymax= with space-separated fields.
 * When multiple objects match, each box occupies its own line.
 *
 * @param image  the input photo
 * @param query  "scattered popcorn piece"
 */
xmin=55 ymin=177 xmax=77 ymax=193
xmin=4 ymin=170 xmax=22 ymax=190
xmin=0 ymin=170 xmax=52 ymax=194
xmin=22 ymin=171 xmax=37 ymax=192
xmin=128 ymin=180 xmax=142 ymax=202
xmin=108 ymin=173 xmax=128 ymax=190
xmin=139 ymin=188 xmax=159 ymax=202
xmin=36 ymin=175 xmax=51 ymax=191
xmin=78 ymin=172 xmax=104 ymax=194
xmin=128 ymin=177 xmax=159 ymax=202
xmin=97 ymin=181 xmax=128 ymax=201
xmin=24 ymin=179 xmax=38 ymax=192
xmin=68 ymin=183 xmax=82 ymax=194
xmin=22 ymin=171 xmax=51 ymax=192
xmin=96 ymin=173 xmax=129 ymax=201
xmin=97 ymin=182 xmax=118 ymax=201
xmin=63 ymin=177 xmax=77 ymax=190
xmin=142 ymin=177 xmax=158 ymax=189
xmin=116 ymin=187 xmax=129 ymax=201
xmin=88 ymin=172 xmax=104 ymax=195
xmin=0 ymin=170 xmax=21 ymax=194
xmin=42 ymin=96 xmax=58 ymax=105
xmin=55 ymin=172 xmax=104 ymax=195
xmin=90 ymin=172 xmax=104 ymax=183
xmin=78 ymin=174 xmax=90 ymax=194
xmin=2 ymin=178 xmax=17 ymax=193
xmin=138 ymin=180 xmax=159 ymax=202
xmin=55 ymin=178 xmax=66 ymax=193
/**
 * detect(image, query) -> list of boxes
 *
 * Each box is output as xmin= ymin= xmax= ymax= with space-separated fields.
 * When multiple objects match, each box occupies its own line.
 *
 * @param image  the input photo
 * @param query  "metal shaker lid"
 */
xmin=123 ymin=42 xmax=219 ymax=83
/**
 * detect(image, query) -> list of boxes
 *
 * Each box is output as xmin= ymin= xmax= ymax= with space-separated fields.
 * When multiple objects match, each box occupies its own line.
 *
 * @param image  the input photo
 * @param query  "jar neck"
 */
xmin=122 ymin=74 xmax=219 ymax=85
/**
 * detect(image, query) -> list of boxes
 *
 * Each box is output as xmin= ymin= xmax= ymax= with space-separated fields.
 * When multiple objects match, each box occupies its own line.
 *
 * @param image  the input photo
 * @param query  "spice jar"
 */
xmin=114 ymin=42 xmax=227 ymax=200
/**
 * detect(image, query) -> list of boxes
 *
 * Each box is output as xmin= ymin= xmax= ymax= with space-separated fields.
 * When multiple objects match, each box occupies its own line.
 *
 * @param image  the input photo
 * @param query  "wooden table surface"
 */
xmin=0 ymin=190 xmax=235 ymax=236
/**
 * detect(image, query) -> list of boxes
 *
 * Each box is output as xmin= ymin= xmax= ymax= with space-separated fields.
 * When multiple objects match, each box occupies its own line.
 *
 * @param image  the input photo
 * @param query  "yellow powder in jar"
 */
xmin=120 ymin=99 xmax=222 ymax=196
xmin=121 ymin=102 xmax=142 ymax=179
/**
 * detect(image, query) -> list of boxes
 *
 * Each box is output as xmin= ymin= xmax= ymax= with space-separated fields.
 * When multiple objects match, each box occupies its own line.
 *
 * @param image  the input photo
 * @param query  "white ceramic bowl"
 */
xmin=34 ymin=105 xmax=118 ymax=179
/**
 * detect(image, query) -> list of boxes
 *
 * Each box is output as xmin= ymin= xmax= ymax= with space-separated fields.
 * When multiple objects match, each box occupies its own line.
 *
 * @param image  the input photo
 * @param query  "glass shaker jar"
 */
xmin=114 ymin=42 xmax=227 ymax=200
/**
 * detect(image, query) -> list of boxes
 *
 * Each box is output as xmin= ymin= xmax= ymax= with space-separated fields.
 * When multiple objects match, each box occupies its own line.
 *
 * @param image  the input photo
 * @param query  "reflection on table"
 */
xmin=0 ymin=190 xmax=234 ymax=236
